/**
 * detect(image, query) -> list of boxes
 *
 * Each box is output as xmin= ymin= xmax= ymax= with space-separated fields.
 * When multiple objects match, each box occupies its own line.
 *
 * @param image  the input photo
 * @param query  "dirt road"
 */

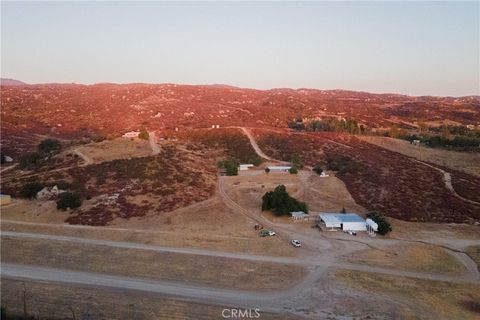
xmin=149 ymin=131 xmax=160 ymax=155
xmin=74 ymin=148 xmax=93 ymax=166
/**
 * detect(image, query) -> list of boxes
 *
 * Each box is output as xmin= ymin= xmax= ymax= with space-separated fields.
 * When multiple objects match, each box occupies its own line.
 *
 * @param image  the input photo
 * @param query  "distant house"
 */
xmin=412 ymin=139 xmax=421 ymax=146
xmin=3 ymin=156 xmax=13 ymax=163
xmin=290 ymin=211 xmax=310 ymax=222
xmin=239 ymin=164 xmax=254 ymax=171
xmin=0 ymin=194 xmax=12 ymax=206
xmin=122 ymin=131 xmax=140 ymax=138
xmin=267 ymin=166 xmax=291 ymax=173
xmin=319 ymin=213 xmax=367 ymax=231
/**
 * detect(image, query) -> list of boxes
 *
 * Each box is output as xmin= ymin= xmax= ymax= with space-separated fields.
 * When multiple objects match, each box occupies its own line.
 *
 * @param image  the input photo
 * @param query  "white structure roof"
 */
xmin=319 ymin=213 xmax=366 ymax=229
xmin=290 ymin=211 xmax=309 ymax=219
xmin=268 ymin=166 xmax=292 ymax=170
xmin=366 ymin=218 xmax=378 ymax=231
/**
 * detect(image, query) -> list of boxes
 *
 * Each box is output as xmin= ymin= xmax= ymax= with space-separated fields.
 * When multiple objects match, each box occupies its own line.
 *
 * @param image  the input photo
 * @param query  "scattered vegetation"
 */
xmin=18 ymin=152 xmax=43 ymax=169
xmin=288 ymin=167 xmax=298 ymax=174
xmin=261 ymin=185 xmax=308 ymax=216
xmin=56 ymin=192 xmax=82 ymax=211
xmin=367 ymin=211 xmax=392 ymax=235
xmin=304 ymin=118 xmax=363 ymax=134
xmin=325 ymin=154 xmax=358 ymax=175
xmin=290 ymin=153 xmax=304 ymax=169
xmin=19 ymin=182 xmax=44 ymax=199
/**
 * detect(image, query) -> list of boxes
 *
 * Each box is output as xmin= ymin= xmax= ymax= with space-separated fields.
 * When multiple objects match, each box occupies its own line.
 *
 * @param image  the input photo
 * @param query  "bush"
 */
xmin=218 ymin=158 xmax=239 ymax=176
xmin=367 ymin=211 xmax=392 ymax=235
xmin=19 ymin=182 xmax=44 ymax=198
xmin=265 ymin=167 xmax=270 ymax=174
xmin=312 ymin=164 xmax=323 ymax=175
xmin=261 ymin=185 xmax=308 ymax=216
xmin=138 ymin=129 xmax=149 ymax=140
xmin=289 ymin=166 xmax=298 ymax=174
xmin=38 ymin=139 xmax=61 ymax=154
xmin=19 ymin=152 xmax=42 ymax=169
xmin=290 ymin=153 xmax=304 ymax=169
xmin=56 ymin=192 xmax=82 ymax=211
xmin=325 ymin=154 xmax=357 ymax=175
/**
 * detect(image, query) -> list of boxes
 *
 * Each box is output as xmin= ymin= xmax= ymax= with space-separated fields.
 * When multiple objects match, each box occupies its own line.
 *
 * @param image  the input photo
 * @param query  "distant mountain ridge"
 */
xmin=0 ymin=78 xmax=28 ymax=86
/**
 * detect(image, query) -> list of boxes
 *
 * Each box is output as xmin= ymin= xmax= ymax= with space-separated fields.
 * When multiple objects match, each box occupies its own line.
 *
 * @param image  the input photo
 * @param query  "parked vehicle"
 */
xmin=345 ymin=230 xmax=357 ymax=236
xmin=254 ymin=224 xmax=264 ymax=230
xmin=259 ymin=230 xmax=276 ymax=237
xmin=291 ymin=239 xmax=301 ymax=247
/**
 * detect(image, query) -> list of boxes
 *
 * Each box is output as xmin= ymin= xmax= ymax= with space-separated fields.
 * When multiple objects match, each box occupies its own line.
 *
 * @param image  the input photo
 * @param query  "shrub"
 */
xmin=19 ymin=182 xmax=44 ymax=198
xmin=218 ymin=158 xmax=239 ymax=176
xmin=19 ymin=152 xmax=42 ymax=169
xmin=290 ymin=153 xmax=304 ymax=169
xmin=367 ymin=211 xmax=392 ymax=235
xmin=38 ymin=139 xmax=61 ymax=154
xmin=56 ymin=192 xmax=82 ymax=211
xmin=261 ymin=185 xmax=308 ymax=216
xmin=312 ymin=164 xmax=323 ymax=175
xmin=138 ymin=129 xmax=149 ymax=140
xmin=289 ymin=166 xmax=298 ymax=174
xmin=325 ymin=154 xmax=357 ymax=175
xmin=265 ymin=167 xmax=270 ymax=174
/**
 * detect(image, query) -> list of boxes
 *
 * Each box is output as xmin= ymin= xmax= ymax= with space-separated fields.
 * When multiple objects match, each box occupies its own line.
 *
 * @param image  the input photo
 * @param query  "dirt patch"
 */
xmin=346 ymin=243 xmax=466 ymax=275
xmin=465 ymin=245 xmax=480 ymax=268
xmin=335 ymin=270 xmax=480 ymax=320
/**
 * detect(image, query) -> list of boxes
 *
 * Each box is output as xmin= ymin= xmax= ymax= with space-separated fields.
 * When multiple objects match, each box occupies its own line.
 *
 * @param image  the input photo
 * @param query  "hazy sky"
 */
xmin=1 ymin=1 xmax=479 ymax=96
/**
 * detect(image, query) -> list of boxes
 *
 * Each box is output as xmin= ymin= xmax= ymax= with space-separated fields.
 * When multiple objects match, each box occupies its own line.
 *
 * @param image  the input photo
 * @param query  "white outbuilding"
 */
xmin=290 ymin=211 xmax=310 ymax=222
xmin=122 ymin=131 xmax=140 ymax=138
xmin=267 ymin=166 xmax=292 ymax=173
xmin=239 ymin=164 xmax=254 ymax=171
xmin=319 ymin=213 xmax=367 ymax=231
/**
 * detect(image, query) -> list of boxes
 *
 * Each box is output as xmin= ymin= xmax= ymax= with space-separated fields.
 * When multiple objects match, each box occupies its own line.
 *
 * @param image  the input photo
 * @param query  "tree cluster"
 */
xmin=367 ymin=211 xmax=392 ymax=235
xmin=261 ymin=185 xmax=308 ymax=216
xmin=56 ymin=192 xmax=82 ymax=211
xmin=218 ymin=158 xmax=239 ymax=176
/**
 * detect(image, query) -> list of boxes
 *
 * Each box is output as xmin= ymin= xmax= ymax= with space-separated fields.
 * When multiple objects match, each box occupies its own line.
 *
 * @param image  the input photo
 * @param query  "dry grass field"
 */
xmin=335 ymin=270 xmax=480 ymax=320
xmin=1 ymin=197 xmax=295 ymax=256
xmin=77 ymin=137 xmax=153 ymax=163
xmin=346 ymin=243 xmax=466 ymax=275
xmin=359 ymin=135 xmax=480 ymax=176
xmin=1 ymin=236 xmax=305 ymax=291
xmin=1 ymin=279 xmax=298 ymax=320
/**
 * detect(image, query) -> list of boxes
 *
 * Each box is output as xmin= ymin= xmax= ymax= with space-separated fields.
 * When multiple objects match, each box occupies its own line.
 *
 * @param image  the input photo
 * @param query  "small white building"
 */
xmin=319 ymin=213 xmax=367 ymax=231
xmin=122 ymin=131 xmax=140 ymax=138
xmin=290 ymin=211 xmax=310 ymax=222
xmin=267 ymin=166 xmax=292 ymax=173
xmin=239 ymin=164 xmax=254 ymax=171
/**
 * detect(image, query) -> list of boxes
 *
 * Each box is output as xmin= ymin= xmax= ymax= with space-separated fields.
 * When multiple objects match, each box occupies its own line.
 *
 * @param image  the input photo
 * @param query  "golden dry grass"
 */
xmin=77 ymin=137 xmax=152 ymax=163
xmin=359 ymin=135 xmax=480 ymax=176
xmin=335 ymin=270 xmax=480 ymax=320
xmin=1 ymin=279 xmax=298 ymax=320
xmin=346 ymin=243 xmax=466 ymax=275
xmin=1 ymin=236 xmax=305 ymax=291
xmin=388 ymin=218 xmax=480 ymax=241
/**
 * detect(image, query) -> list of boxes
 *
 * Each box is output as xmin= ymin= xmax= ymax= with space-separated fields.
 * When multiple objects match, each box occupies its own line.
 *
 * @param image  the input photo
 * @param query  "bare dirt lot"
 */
xmin=345 ymin=243 xmax=466 ymax=275
xmin=1 ymin=236 xmax=305 ymax=292
xmin=1 ymin=279 xmax=298 ymax=320
xmin=335 ymin=270 xmax=480 ymax=320
xmin=359 ymin=135 xmax=480 ymax=176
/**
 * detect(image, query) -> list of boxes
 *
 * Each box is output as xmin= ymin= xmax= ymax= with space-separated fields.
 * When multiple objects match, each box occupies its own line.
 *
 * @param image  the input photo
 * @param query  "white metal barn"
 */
xmin=290 ymin=211 xmax=310 ymax=222
xmin=267 ymin=166 xmax=292 ymax=173
xmin=122 ymin=131 xmax=140 ymax=138
xmin=239 ymin=164 xmax=254 ymax=171
xmin=319 ymin=213 xmax=367 ymax=231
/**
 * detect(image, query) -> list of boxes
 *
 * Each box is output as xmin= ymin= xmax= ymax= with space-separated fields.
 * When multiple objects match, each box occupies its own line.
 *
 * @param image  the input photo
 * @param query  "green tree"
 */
xmin=261 ymin=185 xmax=308 ymax=216
xmin=218 ymin=158 xmax=239 ymax=176
xmin=138 ymin=129 xmax=149 ymax=140
xmin=19 ymin=182 xmax=44 ymax=198
xmin=367 ymin=211 xmax=392 ymax=235
xmin=38 ymin=139 xmax=61 ymax=154
xmin=341 ymin=207 xmax=346 ymax=213
xmin=19 ymin=152 xmax=42 ymax=169
xmin=290 ymin=153 xmax=304 ymax=169
xmin=56 ymin=192 xmax=82 ymax=211
xmin=312 ymin=164 xmax=323 ymax=175
xmin=265 ymin=167 xmax=270 ymax=174
xmin=289 ymin=166 xmax=298 ymax=174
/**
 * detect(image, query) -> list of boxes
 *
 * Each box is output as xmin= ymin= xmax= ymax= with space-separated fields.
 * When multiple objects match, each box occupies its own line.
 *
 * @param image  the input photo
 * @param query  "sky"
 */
xmin=1 ymin=1 xmax=479 ymax=96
